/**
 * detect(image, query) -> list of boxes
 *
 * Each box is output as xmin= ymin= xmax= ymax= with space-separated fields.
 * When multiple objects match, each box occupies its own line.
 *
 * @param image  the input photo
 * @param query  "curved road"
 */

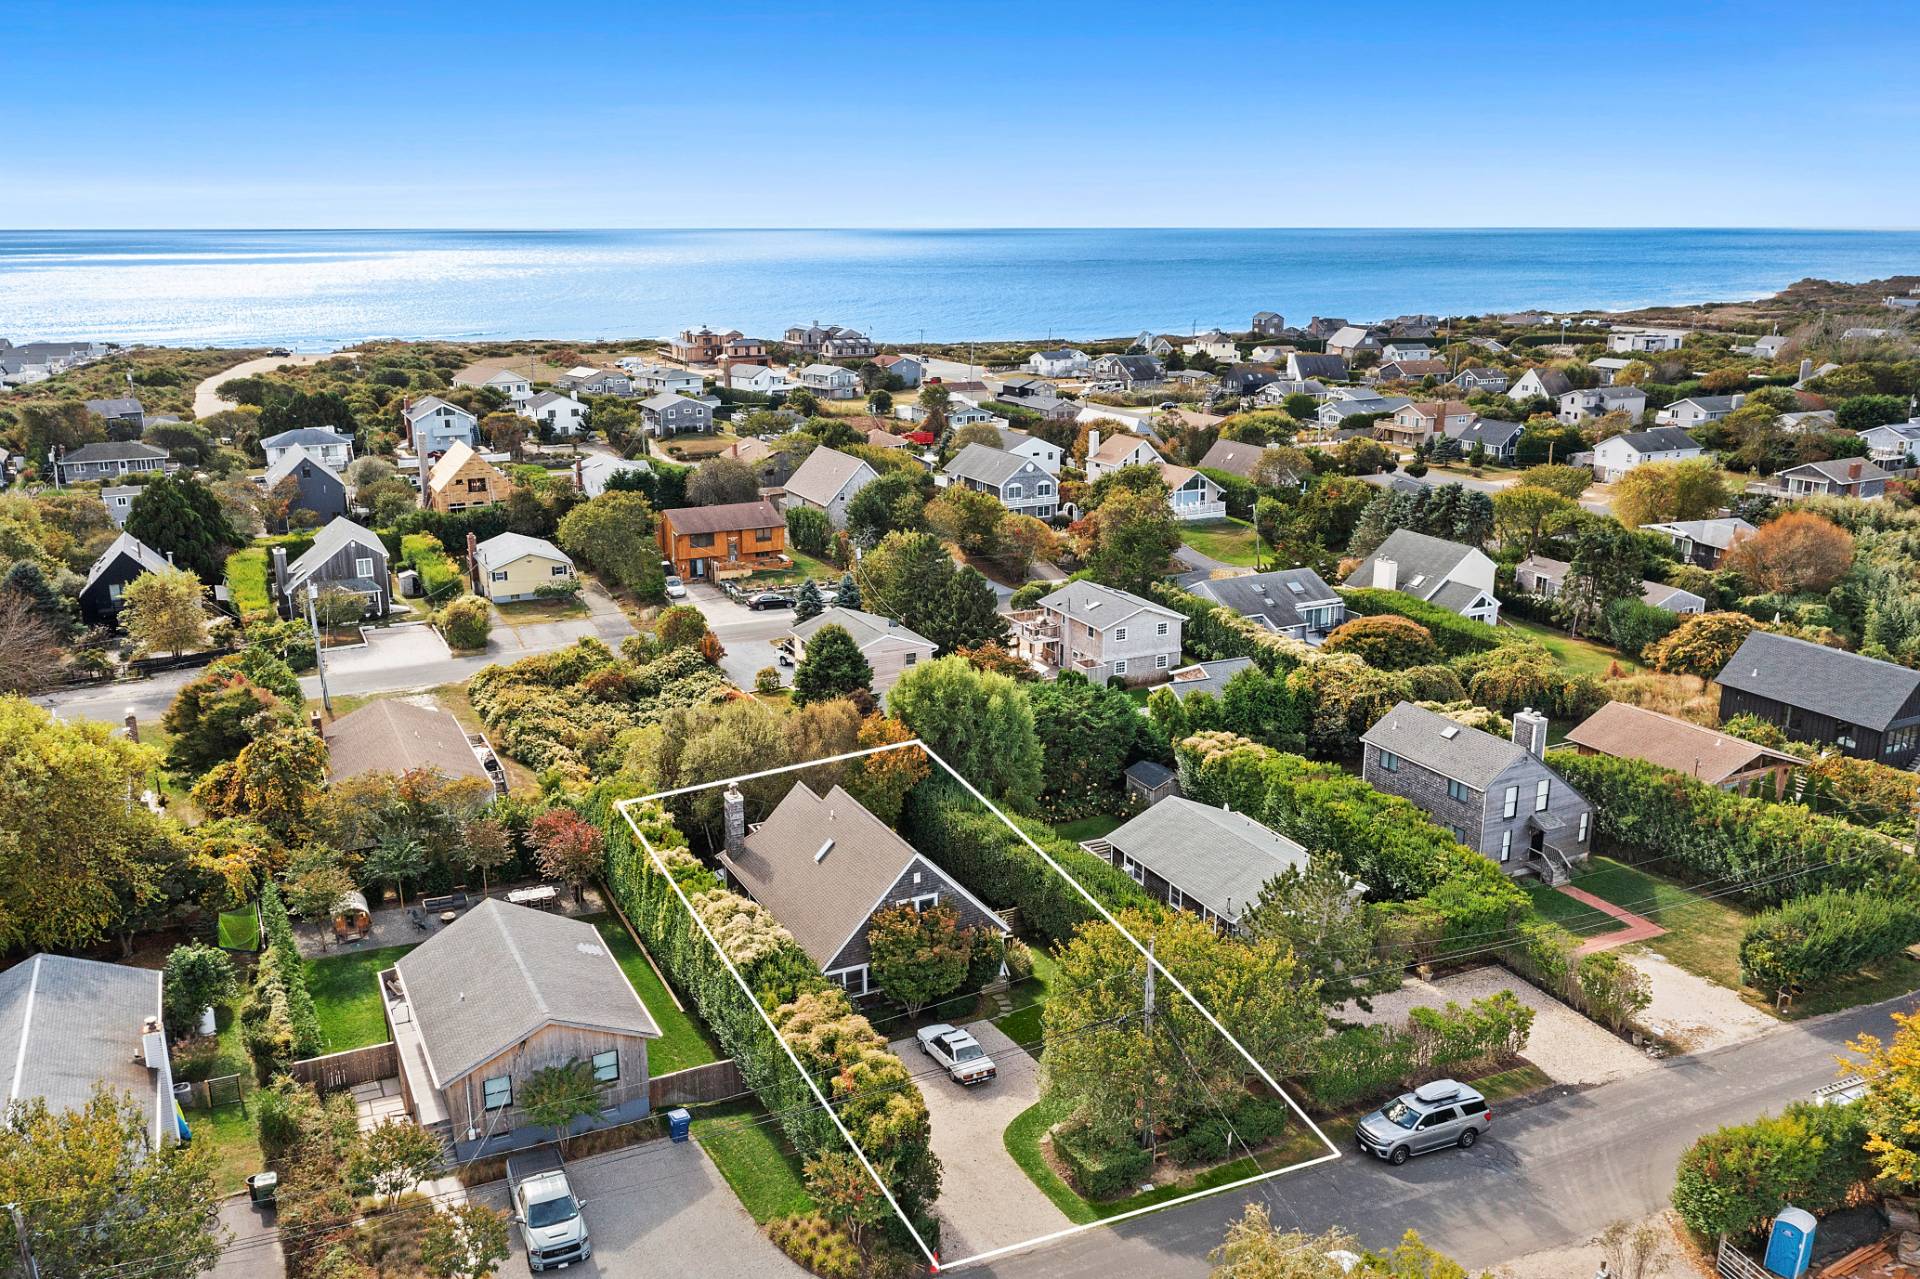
xmin=191 ymin=351 xmax=335 ymax=418
xmin=973 ymin=988 xmax=1914 ymax=1276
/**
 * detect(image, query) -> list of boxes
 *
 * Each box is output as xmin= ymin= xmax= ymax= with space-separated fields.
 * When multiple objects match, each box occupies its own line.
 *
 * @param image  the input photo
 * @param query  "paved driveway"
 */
xmin=211 ymin=1195 xmax=283 ymax=1279
xmin=319 ymin=623 xmax=448 ymax=677
xmin=468 ymin=1138 xmax=800 ymax=1278
xmin=889 ymin=1020 xmax=1071 ymax=1263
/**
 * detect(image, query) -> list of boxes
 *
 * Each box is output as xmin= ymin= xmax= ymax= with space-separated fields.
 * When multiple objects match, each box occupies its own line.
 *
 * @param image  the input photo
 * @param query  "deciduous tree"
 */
xmin=530 ymin=808 xmax=603 ymax=901
xmin=557 ymin=491 xmax=663 ymax=597
xmin=687 ymin=456 xmax=760 ymax=506
xmin=346 ymin=1120 xmax=446 ymax=1207
xmin=1074 ymin=483 xmax=1182 ymax=595
xmin=889 ymin=655 xmax=1043 ymax=808
xmin=1611 ymin=457 xmax=1732 ymax=530
xmin=1723 ymin=512 xmax=1854 ymax=596
xmin=518 ymin=1058 xmax=602 ymax=1152
xmin=162 ymin=943 xmax=240 ymax=1038
xmin=867 ymin=902 xmax=975 ymax=1015
xmin=122 ymin=567 xmax=209 ymax=657
xmin=421 ymin=1203 xmax=513 ymax=1279
xmin=1644 ymin=611 xmax=1762 ymax=679
xmin=1321 ymin=615 xmax=1437 ymax=669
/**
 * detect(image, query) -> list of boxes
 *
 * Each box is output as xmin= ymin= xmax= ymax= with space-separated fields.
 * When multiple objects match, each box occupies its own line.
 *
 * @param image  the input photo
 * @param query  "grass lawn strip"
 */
xmin=690 ymin=1102 xmax=813 ymax=1222
xmin=1566 ymin=858 xmax=1750 ymax=991
xmin=586 ymin=915 xmax=724 ymax=1074
xmin=1501 ymin=617 xmax=1638 ymax=678
xmin=196 ymin=1102 xmax=268 ymax=1197
xmin=1180 ymin=518 xmax=1264 ymax=569
xmin=306 ymin=944 xmax=418 ymax=1051
xmin=990 ymin=945 xmax=1060 ymax=1052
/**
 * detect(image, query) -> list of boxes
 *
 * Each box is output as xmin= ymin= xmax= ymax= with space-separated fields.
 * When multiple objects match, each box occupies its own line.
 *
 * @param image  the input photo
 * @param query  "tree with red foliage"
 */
xmin=529 ymin=808 xmax=603 ymax=902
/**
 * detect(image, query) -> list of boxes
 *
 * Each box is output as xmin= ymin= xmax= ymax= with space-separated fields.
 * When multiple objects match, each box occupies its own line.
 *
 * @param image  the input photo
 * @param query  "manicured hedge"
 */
xmin=1306 ymin=991 xmax=1533 ymax=1112
xmin=1546 ymin=749 xmax=1915 ymax=907
xmin=899 ymin=778 xmax=1156 ymax=945
xmin=1739 ymin=888 xmax=1920 ymax=995
xmin=240 ymin=883 xmax=322 ymax=1081
xmin=1672 ymin=1102 xmax=1873 ymax=1242
xmin=400 ymin=533 xmax=463 ymax=600
xmin=1197 ymin=467 xmax=1258 ymax=519
xmin=1337 ymin=587 xmax=1512 ymax=657
xmin=225 ymin=548 xmax=272 ymax=616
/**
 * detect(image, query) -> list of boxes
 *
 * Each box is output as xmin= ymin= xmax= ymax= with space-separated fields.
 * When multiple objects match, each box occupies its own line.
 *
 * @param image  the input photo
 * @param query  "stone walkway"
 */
xmin=350 ymin=1077 xmax=408 ymax=1130
xmin=1556 ymin=884 xmax=1668 ymax=955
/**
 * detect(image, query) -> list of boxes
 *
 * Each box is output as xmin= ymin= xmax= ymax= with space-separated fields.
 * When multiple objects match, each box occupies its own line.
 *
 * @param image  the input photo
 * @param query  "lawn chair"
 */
xmin=407 ymin=905 xmax=430 ymax=931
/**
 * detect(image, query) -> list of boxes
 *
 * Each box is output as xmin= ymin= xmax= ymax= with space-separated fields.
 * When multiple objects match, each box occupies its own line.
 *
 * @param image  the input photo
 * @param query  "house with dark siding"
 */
xmin=262 ymin=444 xmax=349 ymax=529
xmin=78 ymin=531 xmax=173 ymax=627
xmin=717 ymin=783 xmax=1009 ymax=999
xmin=1715 ymin=630 xmax=1920 ymax=765
xmin=1360 ymin=702 xmax=1591 ymax=883
xmin=271 ymin=517 xmax=390 ymax=619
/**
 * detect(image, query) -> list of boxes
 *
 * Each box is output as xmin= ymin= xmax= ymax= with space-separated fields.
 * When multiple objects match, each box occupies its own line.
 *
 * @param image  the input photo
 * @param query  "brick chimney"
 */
xmin=1512 ymin=707 xmax=1548 ymax=758
xmin=573 ymin=455 xmax=585 ymax=492
xmin=1370 ymin=556 xmax=1399 ymax=591
xmin=309 ymin=709 xmax=324 ymax=737
xmin=722 ymin=785 xmax=746 ymax=853
xmin=1849 ymin=460 xmax=1863 ymax=480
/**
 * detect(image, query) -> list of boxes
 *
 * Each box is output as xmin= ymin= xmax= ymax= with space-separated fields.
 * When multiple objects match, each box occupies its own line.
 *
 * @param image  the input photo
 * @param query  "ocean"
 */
xmin=1 ymin=228 xmax=1916 ymax=349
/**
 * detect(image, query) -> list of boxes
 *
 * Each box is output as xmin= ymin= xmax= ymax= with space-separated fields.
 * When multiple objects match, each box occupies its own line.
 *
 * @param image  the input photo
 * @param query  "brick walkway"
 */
xmin=1556 ymin=884 xmax=1667 ymax=954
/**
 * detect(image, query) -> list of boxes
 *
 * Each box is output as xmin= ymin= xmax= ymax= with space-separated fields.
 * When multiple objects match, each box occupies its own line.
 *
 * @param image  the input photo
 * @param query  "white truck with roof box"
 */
xmin=507 ymin=1146 xmax=591 ymax=1271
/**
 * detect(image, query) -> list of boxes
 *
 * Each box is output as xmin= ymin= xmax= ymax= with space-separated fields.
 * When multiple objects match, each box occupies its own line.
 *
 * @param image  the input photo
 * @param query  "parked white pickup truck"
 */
xmin=916 ymin=1024 xmax=997 ymax=1086
xmin=507 ymin=1147 xmax=591 ymax=1272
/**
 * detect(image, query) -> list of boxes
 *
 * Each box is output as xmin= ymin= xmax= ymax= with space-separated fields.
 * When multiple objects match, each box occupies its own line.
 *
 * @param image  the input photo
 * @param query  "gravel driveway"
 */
xmin=1339 ymin=966 xmax=1655 ymax=1087
xmin=1628 ymin=950 xmax=1776 ymax=1053
xmin=889 ymin=1020 xmax=1071 ymax=1263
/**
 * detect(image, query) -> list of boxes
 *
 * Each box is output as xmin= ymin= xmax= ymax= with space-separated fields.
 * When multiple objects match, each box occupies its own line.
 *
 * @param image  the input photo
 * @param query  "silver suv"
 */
xmin=1356 ymin=1079 xmax=1491 ymax=1165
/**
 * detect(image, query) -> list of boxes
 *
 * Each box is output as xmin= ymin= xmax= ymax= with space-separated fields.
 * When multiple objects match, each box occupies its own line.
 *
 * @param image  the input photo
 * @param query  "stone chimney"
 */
xmin=1849 ymin=460 xmax=1864 ymax=481
xmin=573 ymin=455 xmax=586 ymax=492
xmin=1512 ymin=707 xmax=1548 ymax=758
xmin=722 ymin=785 xmax=746 ymax=853
xmin=1370 ymin=556 xmax=1399 ymax=591
xmin=309 ymin=710 xmax=324 ymax=737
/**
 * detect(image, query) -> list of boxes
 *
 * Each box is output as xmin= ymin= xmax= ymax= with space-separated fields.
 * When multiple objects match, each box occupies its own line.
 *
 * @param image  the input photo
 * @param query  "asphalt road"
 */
xmin=969 ymin=989 xmax=1917 ymax=1276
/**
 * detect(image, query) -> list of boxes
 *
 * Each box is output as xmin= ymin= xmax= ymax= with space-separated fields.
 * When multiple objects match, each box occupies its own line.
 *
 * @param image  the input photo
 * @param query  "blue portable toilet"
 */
xmin=1764 ymin=1206 xmax=1816 ymax=1278
xmin=668 ymin=1108 xmax=691 ymax=1143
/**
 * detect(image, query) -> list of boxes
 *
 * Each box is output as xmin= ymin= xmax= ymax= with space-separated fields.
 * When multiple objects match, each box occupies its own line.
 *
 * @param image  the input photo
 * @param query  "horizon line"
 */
xmin=4 ymin=224 xmax=1920 ymax=235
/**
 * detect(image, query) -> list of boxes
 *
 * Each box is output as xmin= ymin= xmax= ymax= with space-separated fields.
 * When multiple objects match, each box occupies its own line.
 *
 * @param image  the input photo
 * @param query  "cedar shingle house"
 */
xmin=1010 ymin=580 xmax=1184 ymax=684
xmin=1563 ymin=701 xmax=1802 ymax=794
xmin=1348 ymin=528 xmax=1501 ymax=625
xmin=54 ymin=440 xmax=173 ymax=485
xmin=78 ymin=531 xmax=173 ymax=627
xmin=1087 ymin=797 xmax=1323 ymax=931
xmin=384 ymin=901 xmax=661 ymax=1158
xmin=718 ymin=783 xmax=1009 ymax=998
xmin=781 ymin=446 xmax=877 ymax=529
xmin=271 ymin=516 xmax=390 ymax=619
xmin=1361 ymin=702 xmax=1591 ymax=883
xmin=1186 ymin=568 xmax=1345 ymax=642
xmin=1715 ymin=630 xmax=1920 ymax=765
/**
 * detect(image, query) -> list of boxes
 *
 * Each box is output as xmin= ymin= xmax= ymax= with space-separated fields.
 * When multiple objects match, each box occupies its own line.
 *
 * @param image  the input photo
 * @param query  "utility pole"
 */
xmin=305 ymin=582 xmax=332 ymax=715
xmin=9 ymin=1204 xmax=40 ymax=1279
xmin=1140 ymin=938 xmax=1157 ymax=1153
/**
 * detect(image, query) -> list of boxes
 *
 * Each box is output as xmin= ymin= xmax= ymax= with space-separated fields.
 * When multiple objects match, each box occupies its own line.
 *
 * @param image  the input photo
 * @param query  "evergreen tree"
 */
xmin=795 ymin=578 xmax=825 ymax=622
xmin=791 ymin=624 xmax=873 ymax=705
xmin=0 ymin=560 xmax=72 ymax=639
xmin=126 ymin=474 xmax=242 ymax=584
xmin=919 ymin=566 xmax=1008 ymax=653
xmin=837 ymin=571 xmax=860 ymax=611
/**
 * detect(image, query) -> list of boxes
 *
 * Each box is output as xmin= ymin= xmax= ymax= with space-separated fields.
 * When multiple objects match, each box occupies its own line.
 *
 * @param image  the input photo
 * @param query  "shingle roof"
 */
xmin=475 ymin=531 xmax=571 ymax=572
xmin=1360 ymin=701 xmax=1530 ymax=790
xmin=395 ymin=900 xmax=659 ymax=1087
xmin=662 ymin=498 xmax=784 ymax=536
xmin=720 ymin=784 xmax=925 ymax=969
xmin=1564 ymin=701 xmax=1802 ymax=786
xmin=1198 ymin=438 xmax=1264 ymax=478
xmin=942 ymin=442 xmax=1043 ymax=488
xmin=62 ymin=440 xmax=167 ymax=465
xmin=1779 ymin=457 xmax=1892 ymax=486
xmin=1188 ymin=568 xmax=1340 ymax=631
xmin=1163 ymin=658 xmax=1257 ymax=700
xmin=1715 ymin=631 xmax=1920 ymax=731
xmin=1125 ymin=760 xmax=1176 ymax=789
xmin=84 ymin=397 xmax=144 ymax=417
xmin=783 ymin=447 xmax=873 ymax=508
xmin=1288 ymin=354 xmax=1349 ymax=378
xmin=405 ymin=395 xmax=472 ymax=422
xmin=427 ymin=441 xmax=497 ymax=493
xmin=0 ymin=955 xmax=171 ymax=1150
xmin=1613 ymin=427 xmax=1702 ymax=455
xmin=640 ymin=392 xmax=701 ymax=412
xmin=285 ymin=516 xmax=384 ymax=588
xmin=1103 ymin=798 xmax=1313 ymax=922
xmin=527 ymin=390 xmax=584 ymax=411
xmin=1350 ymin=529 xmax=1481 ymax=602
xmin=1640 ymin=517 xmax=1755 ymax=550
xmin=1091 ymin=433 xmax=1159 ymax=465
xmin=82 ymin=531 xmax=171 ymax=594
xmin=263 ymin=442 xmax=344 ymax=488
xmin=1455 ymin=418 xmax=1523 ymax=449
xmin=323 ymin=698 xmax=490 ymax=784
xmin=1036 ymin=580 xmax=1182 ymax=631
xmin=263 ymin=426 xmax=351 ymax=449
xmin=792 ymin=607 xmax=934 ymax=652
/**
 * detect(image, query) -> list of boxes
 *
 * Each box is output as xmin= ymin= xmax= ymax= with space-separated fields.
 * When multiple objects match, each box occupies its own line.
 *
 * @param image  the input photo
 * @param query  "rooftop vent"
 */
xmin=1440 ymin=726 xmax=1460 ymax=740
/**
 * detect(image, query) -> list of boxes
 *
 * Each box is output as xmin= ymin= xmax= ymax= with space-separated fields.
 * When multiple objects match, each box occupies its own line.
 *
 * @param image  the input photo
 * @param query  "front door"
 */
xmin=1528 ymin=828 xmax=1543 ymax=855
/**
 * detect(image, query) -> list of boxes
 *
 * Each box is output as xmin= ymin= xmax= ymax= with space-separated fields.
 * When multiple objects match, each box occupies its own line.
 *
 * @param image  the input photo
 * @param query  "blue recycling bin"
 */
xmin=668 ymin=1108 xmax=691 ymax=1143
xmin=1764 ymin=1206 xmax=1816 ymax=1278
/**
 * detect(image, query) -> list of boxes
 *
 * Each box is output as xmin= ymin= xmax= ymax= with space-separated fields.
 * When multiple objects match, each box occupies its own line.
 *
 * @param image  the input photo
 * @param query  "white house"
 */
xmin=1182 ymin=332 xmax=1239 ymax=362
xmin=262 ymin=426 xmax=355 ymax=471
xmin=1380 ymin=343 xmax=1433 ymax=363
xmin=1348 ymin=528 xmax=1501 ymax=625
xmin=451 ymin=367 xmax=533 ymax=407
xmin=993 ymin=427 xmax=1063 ymax=475
xmin=1160 ymin=463 xmax=1227 ymax=521
xmin=1027 ymin=348 xmax=1090 ymax=377
xmin=526 ymin=390 xmax=589 ymax=436
xmin=629 ymin=364 xmax=706 ymax=398
xmin=1858 ymin=421 xmax=1920 ymax=466
xmin=1085 ymin=428 xmax=1161 ymax=481
xmin=1509 ymin=367 xmax=1573 ymax=402
xmin=1325 ymin=326 xmax=1381 ymax=359
xmin=1556 ymin=385 xmax=1647 ymax=425
xmin=789 ymin=608 xmax=936 ymax=701
xmin=727 ymin=364 xmax=792 ymax=395
xmin=1590 ymin=427 xmax=1705 ymax=482
xmin=799 ymin=364 xmax=860 ymax=400
xmin=1607 ymin=328 xmax=1688 ymax=353
xmin=781 ymin=446 xmax=877 ymax=529
xmin=1656 ymin=395 xmax=1745 ymax=429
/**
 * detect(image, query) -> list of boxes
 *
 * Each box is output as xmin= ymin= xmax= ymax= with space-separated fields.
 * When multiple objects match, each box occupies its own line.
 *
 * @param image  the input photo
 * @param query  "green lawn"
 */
xmin=218 ymin=904 xmax=260 ymax=952
xmin=1180 ymin=518 xmax=1266 ymax=569
xmin=224 ymin=548 xmax=271 ymax=615
xmin=587 ymin=916 xmax=723 ymax=1074
xmin=1520 ymin=883 xmax=1625 ymax=938
xmin=1558 ymin=857 xmax=1752 ymax=991
xmin=745 ymin=549 xmax=839 ymax=586
xmin=1051 ymin=814 xmax=1126 ymax=844
xmin=195 ymin=1101 xmax=269 ymax=1196
xmin=992 ymin=944 xmax=1061 ymax=1052
xmin=1501 ymin=617 xmax=1638 ymax=679
xmin=307 ymin=944 xmax=417 ymax=1052
xmin=691 ymin=1102 xmax=813 ymax=1222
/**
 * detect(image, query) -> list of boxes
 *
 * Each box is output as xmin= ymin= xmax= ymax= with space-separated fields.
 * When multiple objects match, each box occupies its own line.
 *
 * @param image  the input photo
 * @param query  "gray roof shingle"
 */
xmin=1350 ymin=529 xmax=1481 ymax=603
xmin=942 ymin=442 xmax=1044 ymax=489
xmin=1716 ymin=630 xmax=1920 ymax=731
xmin=1360 ymin=700 xmax=1531 ymax=790
xmin=1103 ymin=798 xmax=1313 ymax=922
xmin=783 ymin=447 xmax=873 ymax=508
xmin=323 ymin=698 xmax=491 ymax=785
xmin=0 ymin=955 xmax=171 ymax=1149
xmin=1188 ymin=568 xmax=1340 ymax=632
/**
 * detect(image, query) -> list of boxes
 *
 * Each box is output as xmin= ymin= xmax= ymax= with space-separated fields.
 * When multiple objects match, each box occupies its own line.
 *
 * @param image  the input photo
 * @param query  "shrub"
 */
xmin=437 ymin=595 xmax=492 ymax=650
xmin=1321 ymin=614 xmax=1438 ymax=670
xmin=1740 ymin=888 xmax=1920 ymax=995
xmin=1338 ymin=587 xmax=1511 ymax=657
xmin=401 ymin=533 xmax=464 ymax=600
xmin=1575 ymin=950 xmax=1652 ymax=1032
xmin=243 ymin=617 xmax=317 ymax=671
xmin=1053 ymin=1120 xmax=1152 ymax=1199
xmin=767 ymin=1214 xmax=861 ymax=1279
xmin=785 ymin=506 xmax=833 ymax=557
xmin=1672 ymin=1102 xmax=1873 ymax=1241
xmin=1304 ymin=992 xmax=1532 ymax=1111
xmin=1603 ymin=596 xmax=1680 ymax=658
xmin=754 ymin=666 xmax=783 ymax=695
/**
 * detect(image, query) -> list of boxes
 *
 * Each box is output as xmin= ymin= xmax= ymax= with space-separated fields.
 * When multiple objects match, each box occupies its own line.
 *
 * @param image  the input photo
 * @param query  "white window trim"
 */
xmin=1499 ymin=832 xmax=1512 ymax=863
xmin=1115 ymin=626 xmax=1129 ymax=641
xmin=1577 ymin=812 xmax=1590 ymax=843
xmin=1168 ymin=884 xmax=1184 ymax=910
xmin=1121 ymin=855 xmax=1144 ymax=885
xmin=895 ymin=892 xmax=940 ymax=913
xmin=1503 ymin=785 xmax=1519 ymax=819
xmin=1535 ymin=778 xmax=1551 ymax=812
xmin=827 ymin=964 xmax=870 ymax=996
xmin=1113 ymin=658 xmax=1129 ymax=676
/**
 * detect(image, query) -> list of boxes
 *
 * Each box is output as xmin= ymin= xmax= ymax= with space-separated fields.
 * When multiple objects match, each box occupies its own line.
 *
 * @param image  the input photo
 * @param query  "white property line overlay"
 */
xmin=616 ymin=739 xmax=1341 ymax=1273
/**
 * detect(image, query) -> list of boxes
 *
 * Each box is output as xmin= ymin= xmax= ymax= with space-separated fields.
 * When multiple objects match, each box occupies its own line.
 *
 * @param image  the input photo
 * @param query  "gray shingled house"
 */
xmin=1085 ymin=797 xmax=1329 ymax=930
xmin=1360 ymin=702 xmax=1591 ymax=883
xmin=1186 ymin=568 xmax=1345 ymax=642
xmin=718 ymin=783 xmax=1008 ymax=999
xmin=1348 ymin=529 xmax=1501 ymax=624
xmin=1715 ymin=630 xmax=1920 ymax=765
xmin=271 ymin=516 xmax=390 ymax=619
xmin=0 ymin=954 xmax=177 ymax=1151
xmin=941 ymin=443 xmax=1058 ymax=519
xmin=262 ymin=443 xmax=349 ymax=529
xmin=383 ymin=900 xmax=661 ymax=1158
xmin=55 ymin=440 xmax=172 ymax=485
xmin=781 ymin=446 xmax=877 ymax=529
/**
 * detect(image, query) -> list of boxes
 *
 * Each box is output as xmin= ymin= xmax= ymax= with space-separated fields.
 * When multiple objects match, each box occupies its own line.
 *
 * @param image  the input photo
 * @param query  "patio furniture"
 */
xmin=507 ymin=884 xmax=560 ymax=911
xmin=408 ymin=906 xmax=431 ymax=931
xmin=438 ymin=910 xmax=457 ymax=924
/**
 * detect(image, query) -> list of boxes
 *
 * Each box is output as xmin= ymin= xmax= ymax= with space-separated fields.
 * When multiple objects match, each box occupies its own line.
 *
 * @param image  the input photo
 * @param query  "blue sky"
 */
xmin=6 ymin=1 xmax=1917 ymax=229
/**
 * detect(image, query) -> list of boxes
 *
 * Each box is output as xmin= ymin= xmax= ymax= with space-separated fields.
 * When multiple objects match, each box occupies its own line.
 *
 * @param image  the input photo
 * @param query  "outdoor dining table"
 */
xmin=506 ymin=885 xmax=559 ymax=910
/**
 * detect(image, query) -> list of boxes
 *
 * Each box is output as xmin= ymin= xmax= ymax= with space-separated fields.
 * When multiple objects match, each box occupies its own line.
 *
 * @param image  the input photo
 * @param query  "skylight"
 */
xmin=1440 ymin=726 xmax=1461 ymax=740
xmin=814 ymin=839 xmax=835 ymax=863
xmin=1286 ymin=582 xmax=1304 ymax=594
xmin=1408 ymin=574 xmax=1428 ymax=588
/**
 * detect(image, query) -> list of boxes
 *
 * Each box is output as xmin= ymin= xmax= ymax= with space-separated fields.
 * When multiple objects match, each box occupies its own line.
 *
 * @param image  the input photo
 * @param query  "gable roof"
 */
xmin=784 ymin=447 xmax=874 ymax=507
xmin=285 ymin=516 xmax=385 ymax=588
xmin=1035 ymin=580 xmax=1182 ymax=630
xmin=1564 ymin=701 xmax=1803 ymax=786
xmin=1455 ymin=418 xmax=1523 ymax=449
xmin=82 ymin=531 xmax=171 ymax=594
xmin=1779 ymin=457 xmax=1892 ymax=486
xmin=0 ymin=955 xmax=171 ymax=1151
xmin=1514 ymin=368 xmax=1573 ymax=398
xmin=263 ymin=426 xmax=352 ymax=449
xmin=1609 ymin=427 xmax=1701 ymax=455
xmin=792 ymin=607 xmax=934 ymax=652
xmin=1351 ymin=529 xmax=1481 ymax=600
xmin=426 ymin=440 xmax=502 ymax=494
xmin=475 ymin=531 xmax=571 ymax=572
xmin=1640 ymin=517 xmax=1755 ymax=549
xmin=720 ymin=784 xmax=927 ymax=969
xmin=1287 ymin=353 xmax=1349 ymax=378
xmin=1091 ymin=432 xmax=1159 ymax=466
xmin=1104 ymin=798 xmax=1313 ymax=923
xmin=1188 ymin=568 xmax=1340 ymax=631
xmin=405 ymin=395 xmax=474 ymax=423
xmin=662 ymin=498 xmax=784 ymax=535
xmin=1198 ymin=438 xmax=1264 ymax=478
xmin=323 ymin=698 xmax=490 ymax=785
xmin=1716 ymin=630 xmax=1920 ymax=731
xmin=943 ymin=442 xmax=1043 ymax=488
xmin=1361 ymin=701 xmax=1533 ymax=790
xmin=263 ymin=443 xmax=344 ymax=489
xmin=395 ymin=900 xmax=658 ymax=1087
xmin=84 ymin=397 xmax=145 ymax=417
xmin=527 ymin=390 xmax=585 ymax=412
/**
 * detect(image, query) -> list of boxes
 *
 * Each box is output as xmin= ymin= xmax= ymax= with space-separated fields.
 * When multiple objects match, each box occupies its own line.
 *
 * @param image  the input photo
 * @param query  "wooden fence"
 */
xmin=649 ymin=1058 xmax=745 ymax=1109
xmin=291 ymin=1042 xmax=398 ymax=1092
